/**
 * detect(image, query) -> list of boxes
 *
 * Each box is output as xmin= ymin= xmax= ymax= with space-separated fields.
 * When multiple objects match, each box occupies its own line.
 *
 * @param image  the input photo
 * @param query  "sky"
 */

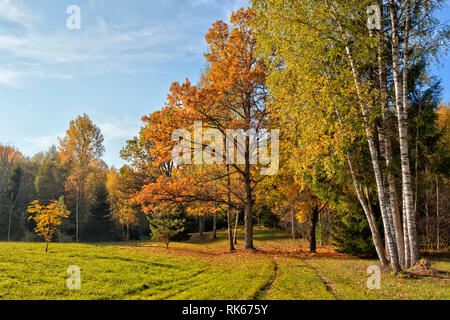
xmin=0 ymin=0 xmax=448 ymax=168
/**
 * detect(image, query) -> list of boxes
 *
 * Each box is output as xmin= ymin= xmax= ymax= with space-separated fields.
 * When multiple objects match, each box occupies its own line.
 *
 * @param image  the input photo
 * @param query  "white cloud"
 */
xmin=0 ymin=0 xmax=34 ymax=28
xmin=192 ymin=0 xmax=216 ymax=7
xmin=0 ymin=16 xmax=203 ymax=86
xmin=22 ymin=135 xmax=59 ymax=156
xmin=0 ymin=68 xmax=21 ymax=87
xmin=0 ymin=0 xmax=250 ymax=88
xmin=0 ymin=65 xmax=75 ymax=87
xmin=98 ymin=116 xmax=141 ymax=142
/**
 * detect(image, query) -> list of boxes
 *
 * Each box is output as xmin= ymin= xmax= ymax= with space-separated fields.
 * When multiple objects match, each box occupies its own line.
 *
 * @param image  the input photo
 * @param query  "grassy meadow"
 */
xmin=0 ymin=228 xmax=448 ymax=300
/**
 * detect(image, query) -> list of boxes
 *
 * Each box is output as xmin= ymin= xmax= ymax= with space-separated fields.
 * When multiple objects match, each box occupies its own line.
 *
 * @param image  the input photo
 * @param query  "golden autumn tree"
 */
xmin=262 ymin=167 xmax=326 ymax=253
xmin=27 ymin=197 xmax=71 ymax=252
xmin=437 ymin=103 xmax=450 ymax=144
xmin=106 ymin=169 xmax=132 ymax=240
xmin=58 ymin=113 xmax=104 ymax=242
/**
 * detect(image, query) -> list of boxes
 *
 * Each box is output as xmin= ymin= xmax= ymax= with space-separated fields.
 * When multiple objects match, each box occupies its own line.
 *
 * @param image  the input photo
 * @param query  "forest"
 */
xmin=0 ymin=0 xmax=449 ymax=301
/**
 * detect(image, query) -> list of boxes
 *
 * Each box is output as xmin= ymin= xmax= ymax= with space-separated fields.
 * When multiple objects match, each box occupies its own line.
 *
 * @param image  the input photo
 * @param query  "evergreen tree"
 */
xmin=86 ymin=181 xmax=114 ymax=242
xmin=148 ymin=211 xmax=185 ymax=249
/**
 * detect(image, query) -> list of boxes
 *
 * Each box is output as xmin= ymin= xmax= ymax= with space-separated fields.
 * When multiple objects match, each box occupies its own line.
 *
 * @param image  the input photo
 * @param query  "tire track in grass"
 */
xmin=302 ymin=260 xmax=344 ymax=300
xmin=151 ymin=277 xmax=206 ymax=300
xmin=252 ymin=257 xmax=279 ymax=300
xmin=259 ymin=242 xmax=343 ymax=299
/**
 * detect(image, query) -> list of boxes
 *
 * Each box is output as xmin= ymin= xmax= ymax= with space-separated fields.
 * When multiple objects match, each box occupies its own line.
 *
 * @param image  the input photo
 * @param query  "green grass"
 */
xmin=266 ymin=257 xmax=335 ymax=300
xmin=0 ymin=228 xmax=448 ymax=300
xmin=0 ymin=242 xmax=272 ymax=300
xmin=305 ymin=257 xmax=450 ymax=300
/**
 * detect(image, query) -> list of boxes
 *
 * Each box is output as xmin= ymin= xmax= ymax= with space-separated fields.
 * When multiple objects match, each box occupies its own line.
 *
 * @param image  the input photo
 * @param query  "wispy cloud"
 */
xmin=192 ymin=0 xmax=216 ymax=7
xmin=22 ymin=134 xmax=60 ymax=156
xmin=0 ymin=0 xmax=35 ymax=28
xmin=0 ymin=67 xmax=21 ymax=87
xmin=0 ymin=24 xmax=194 ymax=86
xmin=98 ymin=116 xmax=141 ymax=142
xmin=0 ymin=0 xmax=250 ymax=88
xmin=0 ymin=1 xmax=216 ymax=87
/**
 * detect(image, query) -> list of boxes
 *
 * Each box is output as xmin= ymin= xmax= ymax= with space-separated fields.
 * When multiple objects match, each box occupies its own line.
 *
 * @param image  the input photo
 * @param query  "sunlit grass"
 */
xmin=305 ymin=257 xmax=450 ymax=300
xmin=0 ymin=242 xmax=271 ymax=300
xmin=266 ymin=257 xmax=335 ymax=300
xmin=0 ymin=227 xmax=448 ymax=300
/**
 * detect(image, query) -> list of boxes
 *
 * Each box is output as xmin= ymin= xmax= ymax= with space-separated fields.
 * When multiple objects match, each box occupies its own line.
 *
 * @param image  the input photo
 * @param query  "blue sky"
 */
xmin=0 ymin=0 xmax=448 ymax=168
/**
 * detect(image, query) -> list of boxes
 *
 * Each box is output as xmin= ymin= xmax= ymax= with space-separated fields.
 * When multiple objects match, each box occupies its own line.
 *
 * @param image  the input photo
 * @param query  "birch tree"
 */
xmin=253 ymin=0 xmax=447 ymax=270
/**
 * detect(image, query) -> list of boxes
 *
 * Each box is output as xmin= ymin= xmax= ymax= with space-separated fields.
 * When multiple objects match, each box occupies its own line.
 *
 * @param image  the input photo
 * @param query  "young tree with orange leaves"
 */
xmin=27 ymin=197 xmax=70 ymax=252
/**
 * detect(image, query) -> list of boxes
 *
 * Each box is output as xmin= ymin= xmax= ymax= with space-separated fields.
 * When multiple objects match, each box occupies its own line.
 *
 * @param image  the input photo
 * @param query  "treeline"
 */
xmin=0 ymin=114 xmax=146 ymax=243
xmin=0 ymin=114 xmax=271 ymax=243
xmin=0 ymin=141 xmax=121 ymax=242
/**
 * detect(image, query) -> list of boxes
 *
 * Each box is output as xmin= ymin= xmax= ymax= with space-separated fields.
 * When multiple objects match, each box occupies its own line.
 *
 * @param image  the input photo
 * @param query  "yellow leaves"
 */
xmin=27 ymin=199 xmax=70 ymax=243
xmin=0 ymin=145 xmax=23 ymax=163
xmin=186 ymin=202 xmax=221 ymax=217
xmin=58 ymin=113 xmax=104 ymax=169
xmin=437 ymin=103 xmax=450 ymax=144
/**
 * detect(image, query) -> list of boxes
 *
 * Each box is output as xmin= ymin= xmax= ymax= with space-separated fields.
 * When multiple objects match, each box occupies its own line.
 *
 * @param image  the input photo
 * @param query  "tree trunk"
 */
xmin=7 ymin=206 xmax=12 ymax=242
xmin=226 ymin=165 xmax=235 ymax=251
xmin=425 ymin=168 xmax=430 ymax=249
xmin=331 ymin=7 xmax=400 ymax=271
xmin=347 ymin=153 xmax=389 ymax=267
xmin=234 ymin=209 xmax=239 ymax=245
xmin=227 ymin=207 xmax=235 ymax=250
xmin=76 ymin=190 xmax=79 ymax=243
xmin=199 ymin=215 xmax=204 ymax=237
xmin=388 ymin=0 xmax=420 ymax=266
xmin=291 ymin=211 xmax=296 ymax=240
xmin=212 ymin=211 xmax=217 ymax=240
xmin=379 ymin=50 xmax=405 ymax=268
xmin=414 ymin=103 xmax=421 ymax=214
xmin=425 ymin=196 xmax=430 ymax=250
xmin=126 ymin=216 xmax=129 ymax=241
xmin=243 ymin=167 xmax=253 ymax=249
xmin=364 ymin=96 xmax=401 ymax=272
xmin=403 ymin=192 xmax=411 ymax=268
xmin=309 ymin=206 xmax=319 ymax=253
xmin=335 ymin=109 xmax=388 ymax=267
xmin=45 ymin=242 xmax=49 ymax=253
xmin=7 ymin=197 xmax=17 ymax=242
xmin=436 ymin=175 xmax=440 ymax=250
xmin=243 ymin=134 xmax=254 ymax=249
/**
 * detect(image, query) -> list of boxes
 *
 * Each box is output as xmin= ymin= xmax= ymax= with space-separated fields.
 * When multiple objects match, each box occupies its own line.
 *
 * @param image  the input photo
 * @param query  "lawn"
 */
xmin=0 ymin=228 xmax=448 ymax=300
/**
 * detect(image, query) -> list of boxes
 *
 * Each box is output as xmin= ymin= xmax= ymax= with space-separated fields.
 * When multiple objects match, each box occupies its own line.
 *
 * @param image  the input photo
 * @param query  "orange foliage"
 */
xmin=27 ymin=199 xmax=70 ymax=251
